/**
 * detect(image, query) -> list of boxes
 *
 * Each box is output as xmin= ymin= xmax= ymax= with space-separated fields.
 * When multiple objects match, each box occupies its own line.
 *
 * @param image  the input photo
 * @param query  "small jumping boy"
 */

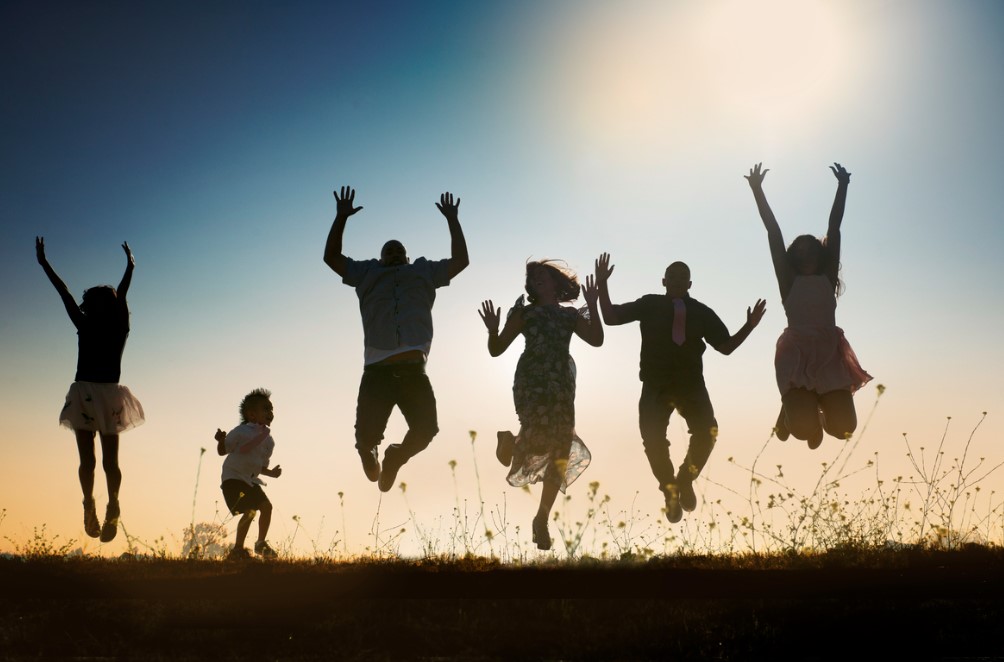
xmin=214 ymin=387 xmax=282 ymax=559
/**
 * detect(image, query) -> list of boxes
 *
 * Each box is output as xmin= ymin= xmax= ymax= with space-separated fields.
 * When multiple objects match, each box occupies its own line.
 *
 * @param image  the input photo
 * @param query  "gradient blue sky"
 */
xmin=3 ymin=0 xmax=1003 ymax=556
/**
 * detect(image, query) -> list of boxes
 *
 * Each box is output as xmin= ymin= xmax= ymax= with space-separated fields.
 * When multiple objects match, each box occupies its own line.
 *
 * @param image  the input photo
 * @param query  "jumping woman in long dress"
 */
xmin=479 ymin=260 xmax=603 ymax=549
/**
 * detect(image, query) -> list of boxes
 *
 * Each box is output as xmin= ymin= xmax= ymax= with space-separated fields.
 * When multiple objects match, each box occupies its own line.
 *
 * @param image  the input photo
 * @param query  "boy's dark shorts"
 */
xmin=221 ymin=479 xmax=270 ymax=515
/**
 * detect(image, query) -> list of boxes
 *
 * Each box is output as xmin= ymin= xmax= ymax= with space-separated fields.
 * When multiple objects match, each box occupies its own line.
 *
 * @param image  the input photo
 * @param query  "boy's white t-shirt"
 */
xmin=221 ymin=423 xmax=275 ymax=486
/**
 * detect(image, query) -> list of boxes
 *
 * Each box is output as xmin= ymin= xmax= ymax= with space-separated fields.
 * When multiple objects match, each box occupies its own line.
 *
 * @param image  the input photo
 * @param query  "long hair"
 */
xmin=525 ymin=259 xmax=580 ymax=304
xmin=80 ymin=285 xmax=119 ymax=318
xmin=239 ymin=388 xmax=272 ymax=424
xmin=786 ymin=235 xmax=844 ymax=296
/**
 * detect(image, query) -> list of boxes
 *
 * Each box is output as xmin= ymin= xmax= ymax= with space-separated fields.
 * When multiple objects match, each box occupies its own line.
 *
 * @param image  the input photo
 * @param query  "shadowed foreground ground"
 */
xmin=3 ymin=548 xmax=1003 ymax=661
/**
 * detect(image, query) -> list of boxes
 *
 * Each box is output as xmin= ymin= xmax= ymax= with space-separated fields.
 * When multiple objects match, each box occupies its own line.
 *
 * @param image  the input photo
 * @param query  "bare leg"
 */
xmin=235 ymin=511 xmax=255 ymax=549
xmin=96 ymin=433 xmax=122 ymax=542
xmin=74 ymin=431 xmax=100 ymax=537
xmin=819 ymin=389 xmax=857 ymax=440
xmin=74 ymin=430 xmax=97 ymax=500
xmin=98 ymin=433 xmax=122 ymax=504
xmin=782 ymin=388 xmax=824 ymax=449
xmin=532 ymin=479 xmax=560 ymax=550
xmin=256 ymin=501 xmax=272 ymax=544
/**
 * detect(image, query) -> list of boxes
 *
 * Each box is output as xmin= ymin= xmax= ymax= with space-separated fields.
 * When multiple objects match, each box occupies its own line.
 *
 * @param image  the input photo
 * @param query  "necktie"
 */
xmin=672 ymin=298 xmax=686 ymax=346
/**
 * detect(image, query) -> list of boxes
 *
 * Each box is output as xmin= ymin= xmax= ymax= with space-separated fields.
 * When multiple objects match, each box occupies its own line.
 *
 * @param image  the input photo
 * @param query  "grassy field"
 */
xmin=3 ymin=547 xmax=1004 ymax=661
xmin=5 ymin=394 xmax=1002 ymax=660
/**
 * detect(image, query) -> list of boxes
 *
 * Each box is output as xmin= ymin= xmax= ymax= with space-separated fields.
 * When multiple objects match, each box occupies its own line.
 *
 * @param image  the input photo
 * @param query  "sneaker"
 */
xmin=99 ymin=501 xmax=120 ymax=543
xmin=254 ymin=540 xmax=278 ymax=559
xmin=358 ymin=447 xmax=381 ymax=482
xmin=228 ymin=546 xmax=251 ymax=561
xmin=82 ymin=498 xmax=100 ymax=538
xmin=378 ymin=449 xmax=405 ymax=493
xmin=679 ymin=480 xmax=697 ymax=512
xmin=663 ymin=484 xmax=683 ymax=524
xmin=496 ymin=431 xmax=515 ymax=467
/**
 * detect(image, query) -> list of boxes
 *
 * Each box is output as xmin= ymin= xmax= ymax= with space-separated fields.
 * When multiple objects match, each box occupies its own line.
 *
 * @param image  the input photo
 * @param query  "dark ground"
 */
xmin=2 ymin=548 xmax=1004 ymax=661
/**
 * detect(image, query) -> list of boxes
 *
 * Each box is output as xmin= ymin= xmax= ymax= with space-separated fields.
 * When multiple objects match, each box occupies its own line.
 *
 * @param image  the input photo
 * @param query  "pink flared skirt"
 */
xmin=775 ymin=326 xmax=872 ymax=396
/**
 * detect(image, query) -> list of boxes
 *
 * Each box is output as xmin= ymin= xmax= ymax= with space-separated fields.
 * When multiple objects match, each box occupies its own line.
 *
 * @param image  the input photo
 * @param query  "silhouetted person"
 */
xmin=324 ymin=186 xmax=469 ymax=491
xmin=36 ymin=237 xmax=145 ymax=543
xmin=214 ymin=388 xmax=282 ymax=560
xmin=596 ymin=253 xmax=765 ymax=523
xmin=745 ymin=162 xmax=872 ymax=449
xmin=479 ymin=260 xmax=603 ymax=550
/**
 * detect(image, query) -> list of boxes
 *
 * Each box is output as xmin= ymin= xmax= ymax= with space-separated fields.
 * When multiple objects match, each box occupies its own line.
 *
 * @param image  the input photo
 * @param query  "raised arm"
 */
xmin=435 ymin=192 xmax=469 ymax=279
xmin=323 ymin=186 xmax=363 ymax=277
xmin=595 ymin=252 xmax=626 ymax=325
xmin=715 ymin=299 xmax=767 ymax=355
xmin=36 ymin=237 xmax=84 ymax=328
xmin=745 ymin=164 xmax=793 ymax=299
xmin=117 ymin=242 xmax=135 ymax=300
xmin=479 ymin=300 xmax=523 ymax=357
xmin=825 ymin=163 xmax=850 ymax=287
xmin=574 ymin=274 xmax=604 ymax=347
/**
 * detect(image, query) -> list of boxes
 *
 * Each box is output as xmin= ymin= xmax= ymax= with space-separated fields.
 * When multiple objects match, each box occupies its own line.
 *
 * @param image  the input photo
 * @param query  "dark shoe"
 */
xmin=228 ymin=546 xmax=251 ymax=561
xmin=254 ymin=540 xmax=277 ymax=559
xmin=774 ymin=406 xmax=790 ymax=441
xmin=378 ymin=450 xmax=405 ymax=493
xmin=664 ymin=484 xmax=683 ymax=524
xmin=99 ymin=501 xmax=120 ymax=543
xmin=679 ymin=480 xmax=697 ymax=512
xmin=532 ymin=517 xmax=552 ymax=551
xmin=496 ymin=431 xmax=515 ymax=467
xmin=358 ymin=447 xmax=381 ymax=482
xmin=82 ymin=498 xmax=100 ymax=538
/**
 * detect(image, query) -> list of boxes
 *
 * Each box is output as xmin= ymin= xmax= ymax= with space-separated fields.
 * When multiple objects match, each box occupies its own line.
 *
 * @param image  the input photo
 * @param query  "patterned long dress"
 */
xmin=506 ymin=298 xmax=591 ymax=492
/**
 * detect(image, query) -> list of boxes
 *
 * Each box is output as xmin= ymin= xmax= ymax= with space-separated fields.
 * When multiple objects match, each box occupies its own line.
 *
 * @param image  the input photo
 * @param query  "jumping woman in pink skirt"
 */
xmin=745 ymin=163 xmax=872 ymax=449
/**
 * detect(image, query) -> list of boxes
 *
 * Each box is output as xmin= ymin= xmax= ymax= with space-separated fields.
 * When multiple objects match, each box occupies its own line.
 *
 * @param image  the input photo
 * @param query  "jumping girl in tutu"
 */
xmin=745 ymin=163 xmax=872 ymax=449
xmin=36 ymin=237 xmax=145 ymax=542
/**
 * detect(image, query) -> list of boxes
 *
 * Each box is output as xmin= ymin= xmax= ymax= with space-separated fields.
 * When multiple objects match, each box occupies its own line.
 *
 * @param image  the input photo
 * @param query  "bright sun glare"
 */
xmin=550 ymin=1 xmax=849 ymax=156
xmin=695 ymin=0 xmax=846 ymax=113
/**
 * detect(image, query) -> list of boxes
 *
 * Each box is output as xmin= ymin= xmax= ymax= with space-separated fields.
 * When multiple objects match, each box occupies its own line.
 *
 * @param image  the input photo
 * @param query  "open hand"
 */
xmin=122 ymin=241 xmax=134 ymax=266
xmin=830 ymin=162 xmax=851 ymax=184
xmin=747 ymin=298 xmax=767 ymax=327
xmin=745 ymin=163 xmax=769 ymax=188
xmin=334 ymin=186 xmax=363 ymax=219
xmin=595 ymin=252 xmax=614 ymax=286
xmin=435 ymin=192 xmax=460 ymax=222
xmin=582 ymin=274 xmax=599 ymax=306
xmin=478 ymin=300 xmax=500 ymax=334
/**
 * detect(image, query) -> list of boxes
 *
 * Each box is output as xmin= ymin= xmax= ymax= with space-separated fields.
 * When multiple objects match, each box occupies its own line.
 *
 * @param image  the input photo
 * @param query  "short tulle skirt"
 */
xmin=775 ymin=326 xmax=872 ymax=396
xmin=60 ymin=381 xmax=146 ymax=435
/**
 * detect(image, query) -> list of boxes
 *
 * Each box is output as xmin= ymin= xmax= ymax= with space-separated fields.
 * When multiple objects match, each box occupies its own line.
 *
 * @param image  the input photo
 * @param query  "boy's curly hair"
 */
xmin=239 ymin=388 xmax=272 ymax=424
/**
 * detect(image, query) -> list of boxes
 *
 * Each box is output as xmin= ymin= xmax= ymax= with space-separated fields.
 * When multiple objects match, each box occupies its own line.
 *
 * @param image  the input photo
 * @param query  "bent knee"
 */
xmin=787 ymin=417 xmax=822 ymax=441
xmin=823 ymin=418 xmax=857 ymax=440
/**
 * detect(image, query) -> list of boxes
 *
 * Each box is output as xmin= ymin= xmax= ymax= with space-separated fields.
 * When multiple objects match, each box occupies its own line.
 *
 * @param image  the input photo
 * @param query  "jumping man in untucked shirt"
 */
xmin=324 ymin=186 xmax=469 ymax=492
